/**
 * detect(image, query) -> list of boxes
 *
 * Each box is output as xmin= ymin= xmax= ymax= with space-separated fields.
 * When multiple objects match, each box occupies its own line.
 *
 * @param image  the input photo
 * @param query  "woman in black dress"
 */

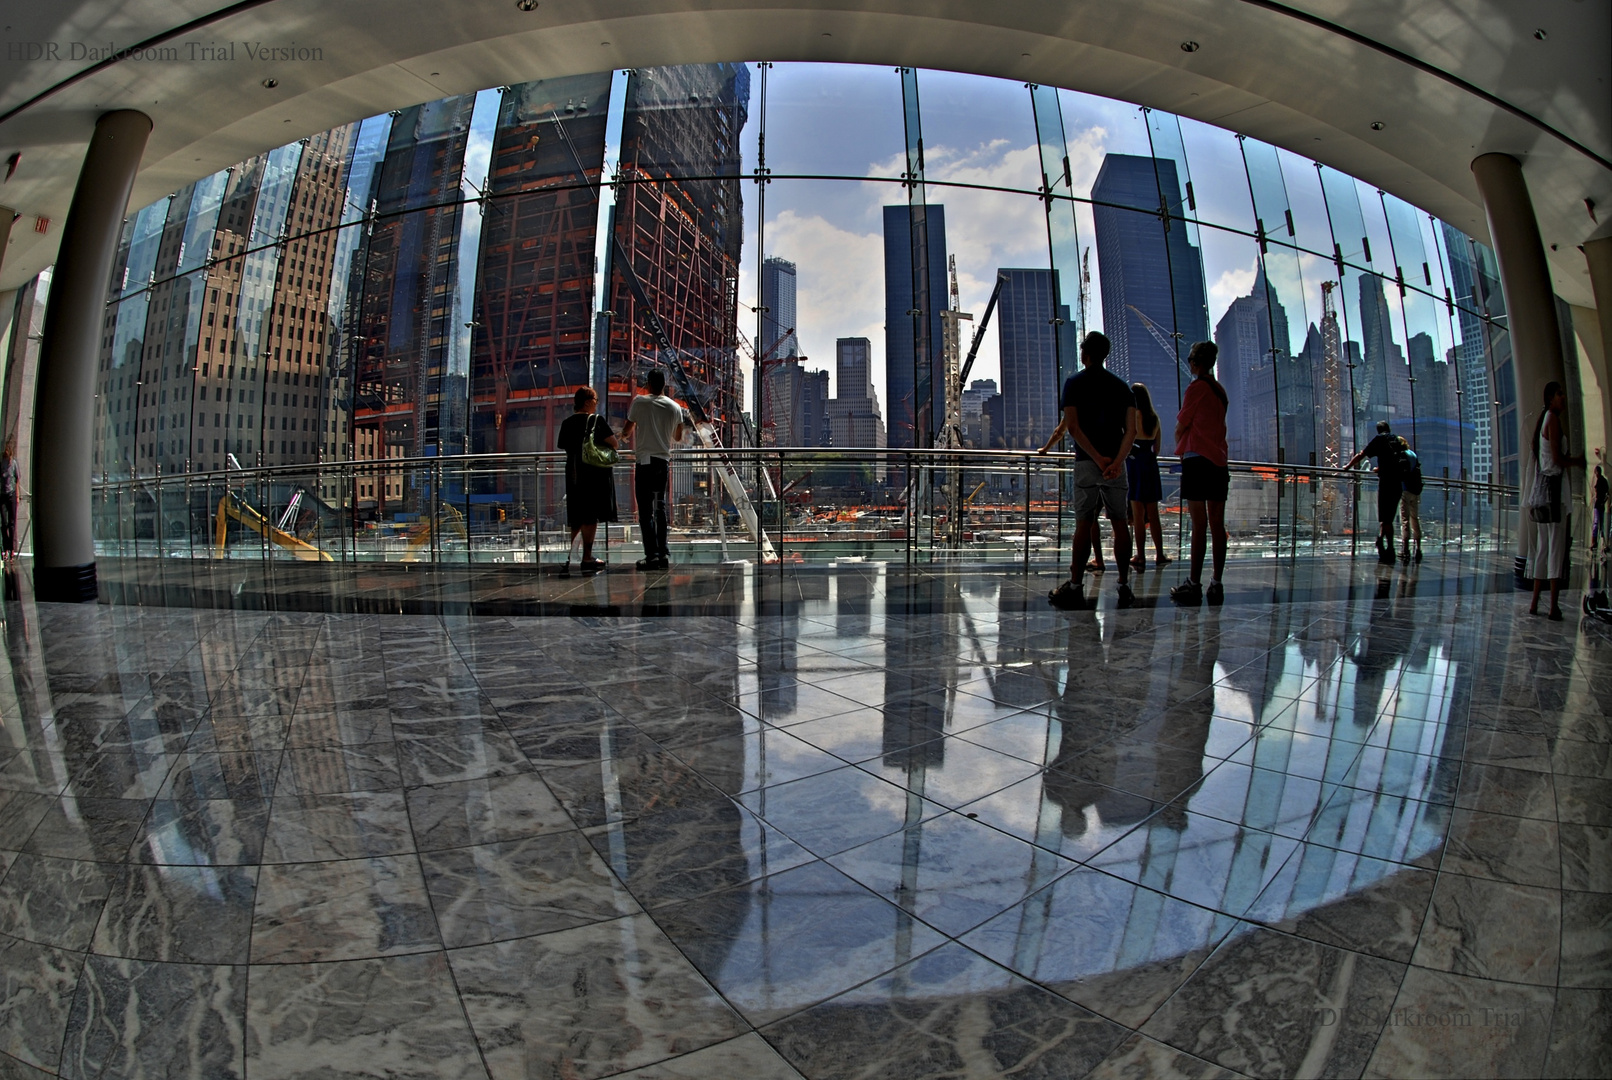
xmin=1126 ymin=381 xmax=1170 ymax=571
xmin=556 ymin=387 xmax=618 ymax=572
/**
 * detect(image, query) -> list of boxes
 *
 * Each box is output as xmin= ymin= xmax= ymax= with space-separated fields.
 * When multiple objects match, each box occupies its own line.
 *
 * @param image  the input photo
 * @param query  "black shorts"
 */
xmin=1180 ymin=456 xmax=1229 ymax=502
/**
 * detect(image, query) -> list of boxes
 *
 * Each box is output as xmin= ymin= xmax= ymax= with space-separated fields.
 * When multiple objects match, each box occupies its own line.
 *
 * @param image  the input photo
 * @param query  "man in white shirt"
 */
xmin=619 ymin=368 xmax=687 ymax=569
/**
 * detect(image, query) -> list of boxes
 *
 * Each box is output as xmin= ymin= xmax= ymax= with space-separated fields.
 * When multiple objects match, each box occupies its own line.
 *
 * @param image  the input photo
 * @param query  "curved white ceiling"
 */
xmin=0 ymin=0 xmax=1606 ymax=304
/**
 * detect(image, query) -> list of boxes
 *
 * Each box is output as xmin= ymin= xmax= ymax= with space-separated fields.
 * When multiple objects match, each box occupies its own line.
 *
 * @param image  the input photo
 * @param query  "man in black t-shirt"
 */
xmin=1039 ymin=331 xmax=1137 ymax=609
xmin=1344 ymin=420 xmax=1403 ymax=563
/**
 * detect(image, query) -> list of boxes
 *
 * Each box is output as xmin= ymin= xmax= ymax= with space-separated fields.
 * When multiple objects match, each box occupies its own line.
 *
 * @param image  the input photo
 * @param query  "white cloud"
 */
xmin=1209 ymin=263 xmax=1258 ymax=319
xmin=744 ymin=209 xmax=885 ymax=399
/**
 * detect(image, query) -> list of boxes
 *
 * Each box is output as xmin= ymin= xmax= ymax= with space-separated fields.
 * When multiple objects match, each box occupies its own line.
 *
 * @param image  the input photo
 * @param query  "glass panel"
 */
xmin=1317 ymin=167 xmax=1381 ymax=459
xmin=1198 ymin=225 xmax=1279 ymax=541
xmin=1354 ymin=182 xmax=1414 ymax=443
xmin=1057 ymin=88 xmax=1153 ymax=348
xmin=918 ymin=69 xmax=1042 ymax=194
xmin=1031 ymin=84 xmax=1085 ymax=403
xmin=610 ymin=65 xmax=751 ymax=442
xmin=761 ymin=62 xmax=903 ymax=180
xmin=352 ymin=98 xmax=476 ymax=519
xmin=328 ymin=114 xmax=393 ymax=481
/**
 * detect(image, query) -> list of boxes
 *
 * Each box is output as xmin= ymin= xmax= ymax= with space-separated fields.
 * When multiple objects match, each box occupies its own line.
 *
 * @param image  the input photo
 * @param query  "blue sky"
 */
xmin=725 ymin=63 xmax=1455 ymax=419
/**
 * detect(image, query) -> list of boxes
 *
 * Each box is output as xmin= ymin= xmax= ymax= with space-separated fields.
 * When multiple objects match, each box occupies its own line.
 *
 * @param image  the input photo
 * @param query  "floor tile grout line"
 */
xmin=393 ymin=616 xmax=499 ymax=1080
xmin=239 ymin=614 xmax=323 ymax=1080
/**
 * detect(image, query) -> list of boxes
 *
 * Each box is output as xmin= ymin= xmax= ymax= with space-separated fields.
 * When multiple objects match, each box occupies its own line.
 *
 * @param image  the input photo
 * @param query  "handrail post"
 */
xmin=1023 ymin=453 xmax=1031 ymax=573
xmin=1350 ymin=472 xmax=1359 ymax=560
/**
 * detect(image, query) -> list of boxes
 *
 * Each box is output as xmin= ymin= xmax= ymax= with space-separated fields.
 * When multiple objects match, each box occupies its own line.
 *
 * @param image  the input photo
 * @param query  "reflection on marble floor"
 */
xmin=0 ymin=557 xmax=1608 ymax=1078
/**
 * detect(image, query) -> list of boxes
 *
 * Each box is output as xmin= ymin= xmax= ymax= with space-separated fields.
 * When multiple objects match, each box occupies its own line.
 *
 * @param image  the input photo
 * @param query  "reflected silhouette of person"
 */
xmin=1042 ymin=615 xmax=1148 ymax=835
xmin=1350 ymin=566 xmax=1415 ymax=732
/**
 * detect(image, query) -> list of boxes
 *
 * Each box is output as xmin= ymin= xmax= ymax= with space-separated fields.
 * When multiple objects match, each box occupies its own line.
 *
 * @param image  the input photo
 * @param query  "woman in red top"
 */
xmin=1171 ymin=342 xmax=1230 ymax=605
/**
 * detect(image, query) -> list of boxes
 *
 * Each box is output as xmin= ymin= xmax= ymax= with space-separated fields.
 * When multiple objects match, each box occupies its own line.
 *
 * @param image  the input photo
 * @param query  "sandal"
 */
xmin=1154 ymin=553 xmax=1172 ymax=566
xmin=1129 ymin=556 xmax=1146 ymax=570
xmin=1086 ymin=560 xmax=1106 ymax=573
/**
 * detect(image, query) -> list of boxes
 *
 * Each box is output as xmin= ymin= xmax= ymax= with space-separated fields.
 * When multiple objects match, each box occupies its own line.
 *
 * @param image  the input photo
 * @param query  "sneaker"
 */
xmin=1116 ymin=582 xmax=1135 ymax=609
xmin=1206 ymin=580 xmax=1224 ymax=606
xmin=1048 ymin=580 xmax=1087 ymax=610
xmin=1170 ymin=579 xmax=1203 ymax=605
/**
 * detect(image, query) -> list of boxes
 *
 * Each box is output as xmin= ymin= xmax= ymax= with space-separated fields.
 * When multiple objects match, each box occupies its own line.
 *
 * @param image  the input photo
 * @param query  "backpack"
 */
xmin=1395 ymin=438 xmax=1423 ymax=494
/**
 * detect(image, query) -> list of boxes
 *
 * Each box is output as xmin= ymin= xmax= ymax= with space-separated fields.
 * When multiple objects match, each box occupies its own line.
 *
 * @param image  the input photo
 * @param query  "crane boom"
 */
xmin=1126 ymin=304 xmax=1193 ymax=379
xmin=958 ymin=273 xmax=1007 ymax=388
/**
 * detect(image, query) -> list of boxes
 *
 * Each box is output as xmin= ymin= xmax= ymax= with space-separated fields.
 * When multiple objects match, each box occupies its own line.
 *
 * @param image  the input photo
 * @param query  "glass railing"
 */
xmin=86 ymin=448 xmax=1518 ymax=567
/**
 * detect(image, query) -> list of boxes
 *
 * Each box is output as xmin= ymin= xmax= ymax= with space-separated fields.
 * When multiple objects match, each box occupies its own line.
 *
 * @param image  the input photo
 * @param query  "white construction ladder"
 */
xmin=692 ymin=421 xmax=777 ymax=562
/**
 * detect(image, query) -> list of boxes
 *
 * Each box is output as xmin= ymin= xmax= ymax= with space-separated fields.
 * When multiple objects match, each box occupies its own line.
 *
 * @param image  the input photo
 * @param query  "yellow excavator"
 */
xmin=402 ymin=502 xmax=467 ymax=561
xmin=213 ymin=489 xmax=333 ymax=561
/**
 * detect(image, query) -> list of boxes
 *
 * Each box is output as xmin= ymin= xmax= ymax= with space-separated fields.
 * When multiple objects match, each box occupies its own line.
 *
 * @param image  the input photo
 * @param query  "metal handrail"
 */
xmin=92 ymin=447 xmax=1520 ymax=501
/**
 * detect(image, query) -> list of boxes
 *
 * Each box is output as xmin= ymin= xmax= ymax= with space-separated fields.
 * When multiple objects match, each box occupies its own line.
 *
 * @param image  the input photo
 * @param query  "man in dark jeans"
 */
xmin=1038 ymin=331 xmax=1138 ymax=610
xmin=619 ymin=369 xmax=686 ymax=570
xmin=1344 ymin=420 xmax=1404 ymax=564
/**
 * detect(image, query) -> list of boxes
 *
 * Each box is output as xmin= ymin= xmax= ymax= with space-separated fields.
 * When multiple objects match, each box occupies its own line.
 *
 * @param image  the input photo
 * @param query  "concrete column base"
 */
xmin=34 ymin=562 xmax=97 ymax=603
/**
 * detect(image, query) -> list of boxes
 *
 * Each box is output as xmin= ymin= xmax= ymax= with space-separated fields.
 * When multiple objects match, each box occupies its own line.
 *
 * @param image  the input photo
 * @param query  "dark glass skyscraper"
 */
xmin=883 ymin=204 xmax=948 ymax=449
xmin=355 ymin=96 xmax=478 ymax=476
xmin=761 ymin=257 xmax=799 ymax=360
xmin=1091 ymin=154 xmax=1209 ymax=428
xmin=996 ymin=269 xmax=1061 ymax=451
xmin=1213 ymin=266 xmax=1288 ymax=462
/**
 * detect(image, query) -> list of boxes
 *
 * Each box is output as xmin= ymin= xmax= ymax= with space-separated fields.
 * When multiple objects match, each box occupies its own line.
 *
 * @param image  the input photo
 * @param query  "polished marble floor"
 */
xmin=0 ymin=553 xmax=1607 ymax=1078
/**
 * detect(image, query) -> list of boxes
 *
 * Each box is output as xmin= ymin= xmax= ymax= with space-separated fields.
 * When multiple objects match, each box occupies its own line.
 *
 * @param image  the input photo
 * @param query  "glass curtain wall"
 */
xmin=77 ymin=62 xmax=1514 ymax=551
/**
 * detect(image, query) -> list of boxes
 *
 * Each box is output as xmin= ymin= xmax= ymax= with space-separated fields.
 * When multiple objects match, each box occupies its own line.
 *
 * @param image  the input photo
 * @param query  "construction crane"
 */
xmin=1319 ymin=282 xmax=1345 ymax=470
xmin=1318 ymin=281 xmax=1346 ymax=529
xmin=953 ymin=272 xmax=1008 ymax=443
xmin=551 ymin=110 xmax=777 ymax=562
xmin=1126 ymin=304 xmax=1194 ymax=380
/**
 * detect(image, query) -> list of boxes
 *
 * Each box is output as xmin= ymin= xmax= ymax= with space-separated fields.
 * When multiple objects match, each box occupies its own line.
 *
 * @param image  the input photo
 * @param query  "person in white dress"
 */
xmin=1529 ymin=381 xmax=1583 ymax=620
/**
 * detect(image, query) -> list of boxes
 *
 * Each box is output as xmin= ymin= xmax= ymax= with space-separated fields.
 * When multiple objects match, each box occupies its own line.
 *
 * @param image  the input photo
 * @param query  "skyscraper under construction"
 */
xmin=346 ymin=65 xmax=749 ymax=518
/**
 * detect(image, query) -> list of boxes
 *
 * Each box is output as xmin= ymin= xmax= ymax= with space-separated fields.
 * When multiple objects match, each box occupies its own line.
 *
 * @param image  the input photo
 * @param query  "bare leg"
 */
xmin=1070 ymin=519 xmax=1095 ymax=584
xmin=1090 ymin=522 xmax=1105 ymax=570
xmin=1112 ymin=515 xmax=1132 ymax=586
xmin=1550 ymin=575 xmax=1562 ymax=615
xmin=580 ymin=523 xmax=598 ymax=561
xmin=1148 ymin=503 xmax=1167 ymax=559
xmin=1187 ymin=500 xmax=1208 ymax=583
xmin=1530 ymin=577 xmax=1542 ymax=614
xmin=568 ymin=526 xmax=581 ymax=563
xmin=1130 ymin=501 xmax=1146 ymax=565
xmin=1208 ymin=500 xmax=1228 ymax=582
